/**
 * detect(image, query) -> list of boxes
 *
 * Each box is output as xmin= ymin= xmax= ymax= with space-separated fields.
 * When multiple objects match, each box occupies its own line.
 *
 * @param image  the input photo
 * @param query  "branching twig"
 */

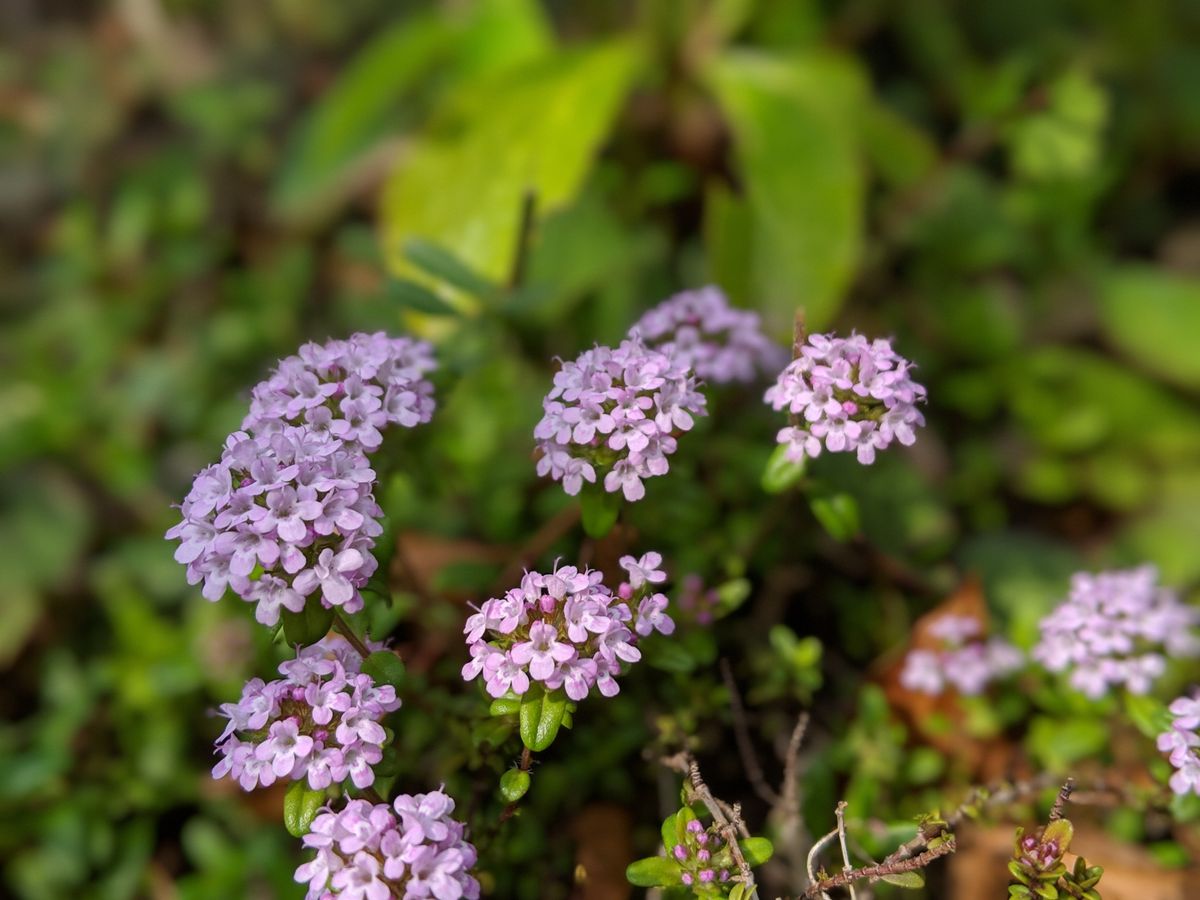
xmin=834 ymin=802 xmax=858 ymax=900
xmin=721 ymin=658 xmax=779 ymax=805
xmin=779 ymin=712 xmax=810 ymax=821
xmin=801 ymin=837 xmax=957 ymax=899
xmin=1049 ymin=777 xmax=1075 ymax=821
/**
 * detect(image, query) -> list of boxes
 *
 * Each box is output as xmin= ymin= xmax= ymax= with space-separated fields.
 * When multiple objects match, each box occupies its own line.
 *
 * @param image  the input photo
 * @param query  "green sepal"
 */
xmin=518 ymin=685 xmax=569 ymax=751
xmin=499 ymin=768 xmax=531 ymax=803
xmin=284 ymin=781 xmax=326 ymax=837
xmin=282 ymin=601 xmax=335 ymax=646
xmin=625 ymin=856 xmax=682 ymax=888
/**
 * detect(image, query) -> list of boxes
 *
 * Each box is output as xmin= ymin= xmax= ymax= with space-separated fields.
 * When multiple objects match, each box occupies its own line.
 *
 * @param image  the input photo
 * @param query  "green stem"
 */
xmin=332 ymin=610 xmax=372 ymax=660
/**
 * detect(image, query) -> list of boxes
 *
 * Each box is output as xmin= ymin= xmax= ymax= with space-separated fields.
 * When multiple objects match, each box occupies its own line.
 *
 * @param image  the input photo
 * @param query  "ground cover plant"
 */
xmin=3 ymin=1 xmax=1200 ymax=898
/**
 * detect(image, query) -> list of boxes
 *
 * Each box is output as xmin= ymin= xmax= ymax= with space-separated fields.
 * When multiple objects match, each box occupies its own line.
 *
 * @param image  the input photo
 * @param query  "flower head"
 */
xmin=899 ymin=614 xmax=1023 ymax=697
xmin=628 ymin=286 xmax=786 ymax=384
xmin=1032 ymin=566 xmax=1198 ymax=699
xmin=296 ymin=790 xmax=479 ymax=900
xmin=462 ymin=556 xmax=674 ymax=703
xmin=213 ymin=636 xmax=400 ymax=792
xmin=535 ymin=339 xmax=706 ymax=501
xmin=764 ymin=332 xmax=926 ymax=464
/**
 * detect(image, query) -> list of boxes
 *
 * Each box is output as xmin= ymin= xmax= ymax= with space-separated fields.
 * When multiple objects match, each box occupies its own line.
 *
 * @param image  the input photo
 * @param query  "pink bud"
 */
xmin=673 ymin=845 xmax=687 ymax=862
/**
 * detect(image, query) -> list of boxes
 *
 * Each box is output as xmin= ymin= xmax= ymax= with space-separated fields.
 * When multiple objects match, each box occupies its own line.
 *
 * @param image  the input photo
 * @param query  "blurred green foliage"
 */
xmin=2 ymin=0 xmax=1199 ymax=897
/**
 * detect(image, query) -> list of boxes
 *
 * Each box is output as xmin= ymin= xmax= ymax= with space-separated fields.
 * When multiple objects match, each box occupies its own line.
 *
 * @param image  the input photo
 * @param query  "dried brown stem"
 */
xmin=800 ymin=837 xmax=957 ymax=899
xmin=721 ymin=658 xmax=779 ymax=805
xmin=1049 ymin=777 xmax=1075 ymax=821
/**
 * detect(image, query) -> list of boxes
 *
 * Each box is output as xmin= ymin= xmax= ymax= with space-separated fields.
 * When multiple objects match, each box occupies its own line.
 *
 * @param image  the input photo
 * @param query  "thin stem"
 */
xmin=332 ymin=610 xmax=372 ymax=660
xmin=507 ymin=191 xmax=537 ymax=290
xmin=721 ymin=658 xmax=778 ymax=805
xmin=834 ymin=802 xmax=857 ymax=900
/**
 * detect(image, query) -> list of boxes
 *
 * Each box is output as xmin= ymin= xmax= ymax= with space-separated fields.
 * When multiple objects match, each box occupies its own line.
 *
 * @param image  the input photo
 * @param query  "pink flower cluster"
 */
xmin=1032 ymin=566 xmax=1199 ymax=699
xmin=676 ymin=574 xmax=720 ymax=626
xmin=899 ymin=615 xmax=1023 ymax=696
xmin=534 ymin=338 xmax=706 ymax=501
xmin=167 ymin=427 xmax=382 ymax=624
xmin=296 ymin=790 xmax=479 ymax=900
xmin=213 ymin=636 xmax=400 ymax=792
xmin=627 ymin=286 xmax=786 ymax=385
xmin=244 ymin=332 xmax=436 ymax=451
xmin=764 ymin=332 xmax=926 ymax=465
xmin=461 ymin=553 xmax=675 ymax=702
xmin=1158 ymin=695 xmax=1200 ymax=796
xmin=671 ymin=817 xmax=733 ymax=888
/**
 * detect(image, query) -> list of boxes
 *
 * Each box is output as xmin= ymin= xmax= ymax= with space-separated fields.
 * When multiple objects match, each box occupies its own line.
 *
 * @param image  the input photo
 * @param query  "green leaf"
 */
xmin=403 ymin=239 xmax=497 ymax=299
xmin=361 ymin=651 xmax=406 ymax=690
xmin=809 ymin=492 xmax=861 ymax=542
xmin=272 ymin=16 xmax=452 ymax=220
xmin=737 ymin=836 xmax=774 ymax=866
xmin=881 ymin=871 xmax=926 ymax=889
xmin=625 ymin=856 xmax=682 ymax=888
xmin=499 ymin=768 xmax=531 ymax=803
xmin=1124 ymin=692 xmax=1173 ymax=740
xmin=281 ymin=601 xmax=334 ymax=647
xmin=707 ymin=50 xmax=865 ymax=331
xmin=1042 ymin=819 xmax=1074 ymax=852
xmin=283 ymin=781 xmax=326 ymax=838
xmin=382 ymin=40 xmax=642 ymax=320
xmin=660 ymin=812 xmax=679 ymax=853
xmin=1098 ymin=267 xmax=1200 ymax=389
xmin=728 ymin=884 xmax=748 ymax=900
xmin=385 ymin=279 xmax=463 ymax=317
xmin=1007 ymin=69 xmax=1107 ymax=182
xmin=518 ymin=685 xmax=569 ymax=751
xmin=762 ymin=442 xmax=805 ymax=493
xmin=579 ymin=486 xmax=621 ymax=538
xmin=489 ymin=694 xmax=522 ymax=717
xmin=1026 ymin=716 xmax=1108 ymax=769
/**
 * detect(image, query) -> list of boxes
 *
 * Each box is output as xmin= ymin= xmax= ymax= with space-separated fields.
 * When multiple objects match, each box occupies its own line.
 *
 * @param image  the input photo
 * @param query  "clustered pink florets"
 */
xmin=1158 ymin=695 xmax=1200 ymax=797
xmin=213 ymin=636 xmax=399 ymax=792
xmin=461 ymin=553 xmax=674 ymax=701
xmin=628 ymin=286 xmax=786 ymax=385
xmin=296 ymin=790 xmax=479 ymax=900
xmin=764 ymin=332 xmax=926 ymax=465
xmin=1032 ymin=566 xmax=1198 ymax=699
xmin=534 ymin=338 xmax=706 ymax=501
xmin=899 ymin=614 xmax=1023 ymax=696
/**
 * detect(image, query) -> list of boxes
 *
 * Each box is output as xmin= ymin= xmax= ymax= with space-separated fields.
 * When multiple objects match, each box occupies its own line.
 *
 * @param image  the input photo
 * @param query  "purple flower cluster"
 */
xmin=296 ymin=790 xmax=479 ymax=900
xmin=244 ymin=332 xmax=436 ymax=451
xmin=167 ymin=427 xmax=383 ymax=624
xmin=627 ymin=286 xmax=786 ymax=385
xmin=764 ymin=332 xmax=926 ymax=465
xmin=1158 ymin=695 xmax=1200 ymax=796
xmin=671 ymin=817 xmax=733 ymax=888
xmin=534 ymin=338 xmax=707 ymax=501
xmin=899 ymin=615 xmax=1023 ymax=696
xmin=1032 ymin=566 xmax=1199 ymax=699
xmin=168 ymin=333 xmax=435 ymax=625
xmin=461 ymin=553 xmax=674 ymax=701
xmin=676 ymin=574 xmax=720 ymax=627
xmin=213 ymin=636 xmax=400 ymax=791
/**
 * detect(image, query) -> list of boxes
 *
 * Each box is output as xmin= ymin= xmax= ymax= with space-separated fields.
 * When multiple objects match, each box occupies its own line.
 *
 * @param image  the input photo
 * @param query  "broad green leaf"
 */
xmin=382 ymin=40 xmax=642 ymax=322
xmin=1008 ymin=69 xmax=1107 ymax=182
xmin=1098 ymin=267 xmax=1200 ymax=389
xmin=499 ymin=768 xmax=531 ymax=802
xmin=1123 ymin=692 xmax=1173 ymax=740
xmin=283 ymin=781 xmax=326 ymax=837
xmin=762 ymin=442 xmax=805 ymax=493
xmin=707 ymin=50 xmax=866 ymax=331
xmin=861 ymin=100 xmax=937 ymax=188
xmin=489 ymin=694 xmax=522 ymax=717
xmin=518 ymin=686 xmax=569 ymax=751
xmin=738 ymin=836 xmax=774 ymax=866
xmin=282 ymin=601 xmax=334 ymax=647
xmin=361 ymin=651 xmax=406 ymax=690
xmin=1026 ymin=716 xmax=1108 ymax=769
xmin=625 ymin=856 xmax=682 ymax=888
xmin=403 ymin=238 xmax=497 ymax=298
xmin=661 ymin=812 xmax=679 ymax=853
xmin=272 ymin=16 xmax=452 ymax=219
xmin=881 ymin=871 xmax=926 ymax=889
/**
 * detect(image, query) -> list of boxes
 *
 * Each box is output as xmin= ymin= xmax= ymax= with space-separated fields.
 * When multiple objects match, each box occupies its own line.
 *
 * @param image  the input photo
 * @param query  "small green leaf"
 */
xmin=660 ymin=812 xmax=679 ymax=854
xmin=579 ymin=486 xmax=621 ymax=538
xmin=361 ymin=651 xmax=406 ymax=689
xmin=282 ymin=601 xmax=335 ymax=647
xmin=403 ymin=239 xmax=497 ymax=298
xmin=674 ymin=806 xmax=697 ymax=845
xmin=625 ymin=856 xmax=682 ymax=888
xmin=283 ymin=781 xmax=326 ymax=837
xmin=385 ymin=278 xmax=463 ymax=317
xmin=518 ymin=686 xmax=569 ymax=751
xmin=1041 ymin=820 xmax=1074 ymax=852
xmin=728 ymin=884 xmax=748 ymax=900
xmin=881 ymin=871 xmax=926 ymax=889
xmin=762 ymin=442 xmax=806 ymax=493
xmin=499 ymin=768 xmax=531 ymax=803
xmin=809 ymin=492 xmax=861 ymax=542
xmin=737 ymin=837 xmax=774 ymax=866
xmin=489 ymin=694 xmax=522 ymax=716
